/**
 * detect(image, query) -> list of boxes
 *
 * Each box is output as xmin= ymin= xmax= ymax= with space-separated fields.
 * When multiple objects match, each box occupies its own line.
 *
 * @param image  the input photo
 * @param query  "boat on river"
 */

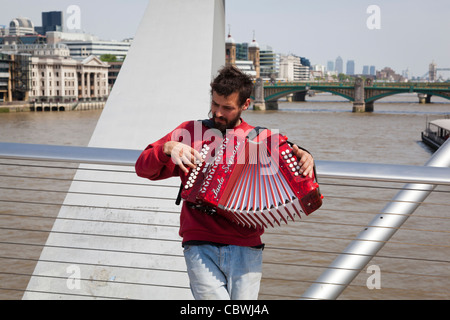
xmin=421 ymin=118 xmax=450 ymax=150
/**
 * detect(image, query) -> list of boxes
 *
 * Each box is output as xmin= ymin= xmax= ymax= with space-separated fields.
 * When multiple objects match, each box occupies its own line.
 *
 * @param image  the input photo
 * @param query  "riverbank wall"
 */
xmin=0 ymin=101 xmax=106 ymax=113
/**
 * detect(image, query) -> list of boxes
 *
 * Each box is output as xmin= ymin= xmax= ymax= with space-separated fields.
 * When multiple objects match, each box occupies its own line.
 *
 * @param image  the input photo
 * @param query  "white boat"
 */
xmin=421 ymin=118 xmax=450 ymax=150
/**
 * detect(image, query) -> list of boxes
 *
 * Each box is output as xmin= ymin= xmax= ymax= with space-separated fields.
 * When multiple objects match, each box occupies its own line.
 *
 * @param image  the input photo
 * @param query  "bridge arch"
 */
xmin=366 ymin=89 xmax=450 ymax=103
xmin=365 ymin=90 xmax=406 ymax=103
xmin=264 ymin=87 xmax=355 ymax=102
xmin=413 ymin=90 xmax=450 ymax=102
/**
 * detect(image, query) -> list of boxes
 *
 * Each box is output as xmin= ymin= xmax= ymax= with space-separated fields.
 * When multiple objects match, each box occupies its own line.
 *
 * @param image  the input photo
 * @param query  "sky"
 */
xmin=1 ymin=0 xmax=449 ymax=78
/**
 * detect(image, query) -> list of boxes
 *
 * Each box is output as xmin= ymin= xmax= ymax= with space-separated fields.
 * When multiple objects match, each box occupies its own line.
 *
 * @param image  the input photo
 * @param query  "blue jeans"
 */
xmin=183 ymin=244 xmax=263 ymax=300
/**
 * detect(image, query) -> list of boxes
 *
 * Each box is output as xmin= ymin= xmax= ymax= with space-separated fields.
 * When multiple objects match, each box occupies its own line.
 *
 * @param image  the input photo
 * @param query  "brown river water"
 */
xmin=0 ymin=93 xmax=449 ymax=299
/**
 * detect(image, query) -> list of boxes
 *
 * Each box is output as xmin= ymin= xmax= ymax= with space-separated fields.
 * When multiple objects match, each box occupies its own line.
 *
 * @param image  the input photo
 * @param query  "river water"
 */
xmin=0 ymin=93 xmax=449 ymax=299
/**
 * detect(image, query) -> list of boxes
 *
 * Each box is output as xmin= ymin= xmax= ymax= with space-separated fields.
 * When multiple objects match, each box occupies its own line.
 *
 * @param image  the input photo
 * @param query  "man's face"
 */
xmin=211 ymin=91 xmax=250 ymax=132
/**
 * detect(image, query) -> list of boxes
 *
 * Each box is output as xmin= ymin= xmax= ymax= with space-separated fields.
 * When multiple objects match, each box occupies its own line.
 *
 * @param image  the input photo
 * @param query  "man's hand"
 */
xmin=292 ymin=145 xmax=314 ymax=178
xmin=164 ymin=141 xmax=203 ymax=174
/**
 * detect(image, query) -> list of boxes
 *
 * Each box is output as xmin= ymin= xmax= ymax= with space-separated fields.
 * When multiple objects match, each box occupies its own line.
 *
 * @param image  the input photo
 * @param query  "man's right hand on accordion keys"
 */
xmin=181 ymin=130 xmax=323 ymax=229
xmin=163 ymin=140 xmax=204 ymax=174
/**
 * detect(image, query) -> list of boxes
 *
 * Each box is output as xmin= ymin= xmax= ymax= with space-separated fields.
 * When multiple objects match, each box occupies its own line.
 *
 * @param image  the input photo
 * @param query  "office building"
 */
xmin=259 ymin=45 xmax=280 ymax=79
xmin=335 ymin=56 xmax=343 ymax=74
xmin=280 ymin=55 xmax=309 ymax=81
xmin=362 ymin=65 xmax=369 ymax=75
xmin=280 ymin=55 xmax=299 ymax=81
xmin=327 ymin=61 xmax=334 ymax=72
xmin=236 ymin=43 xmax=249 ymax=61
xmin=47 ymin=31 xmax=131 ymax=61
xmin=0 ymin=53 xmax=12 ymax=101
xmin=363 ymin=65 xmax=376 ymax=76
xmin=0 ymin=52 xmax=32 ymax=102
xmin=346 ymin=60 xmax=355 ymax=75
xmin=36 ymin=11 xmax=64 ymax=35
xmin=234 ymin=60 xmax=257 ymax=78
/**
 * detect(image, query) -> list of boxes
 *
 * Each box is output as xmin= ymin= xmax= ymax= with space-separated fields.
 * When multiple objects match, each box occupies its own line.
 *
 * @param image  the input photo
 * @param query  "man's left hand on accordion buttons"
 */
xmin=292 ymin=144 xmax=314 ymax=178
xmin=163 ymin=140 xmax=315 ymax=179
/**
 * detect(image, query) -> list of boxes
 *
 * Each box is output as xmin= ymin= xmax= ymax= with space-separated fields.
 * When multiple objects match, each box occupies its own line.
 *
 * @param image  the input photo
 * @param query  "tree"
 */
xmin=100 ymin=54 xmax=117 ymax=62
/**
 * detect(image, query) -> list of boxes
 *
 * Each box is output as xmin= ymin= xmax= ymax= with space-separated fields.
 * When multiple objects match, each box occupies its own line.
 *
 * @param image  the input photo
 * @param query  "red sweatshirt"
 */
xmin=135 ymin=119 xmax=264 ymax=247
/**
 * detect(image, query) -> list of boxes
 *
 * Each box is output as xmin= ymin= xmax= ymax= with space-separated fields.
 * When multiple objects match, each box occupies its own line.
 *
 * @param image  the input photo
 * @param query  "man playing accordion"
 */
xmin=135 ymin=66 xmax=315 ymax=300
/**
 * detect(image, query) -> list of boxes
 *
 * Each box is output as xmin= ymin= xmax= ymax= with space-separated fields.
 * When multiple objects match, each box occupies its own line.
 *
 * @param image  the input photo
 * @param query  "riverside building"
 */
xmin=0 ymin=43 xmax=109 ymax=104
xmin=47 ymin=31 xmax=131 ymax=61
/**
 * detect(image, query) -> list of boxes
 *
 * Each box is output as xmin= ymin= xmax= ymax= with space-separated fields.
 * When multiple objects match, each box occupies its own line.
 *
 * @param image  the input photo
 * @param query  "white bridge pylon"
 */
xmin=23 ymin=0 xmax=226 ymax=300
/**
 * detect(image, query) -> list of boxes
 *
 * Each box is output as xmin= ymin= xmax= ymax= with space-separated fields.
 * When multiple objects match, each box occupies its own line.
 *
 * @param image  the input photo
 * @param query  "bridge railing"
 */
xmin=261 ymin=80 xmax=450 ymax=89
xmin=0 ymin=142 xmax=449 ymax=300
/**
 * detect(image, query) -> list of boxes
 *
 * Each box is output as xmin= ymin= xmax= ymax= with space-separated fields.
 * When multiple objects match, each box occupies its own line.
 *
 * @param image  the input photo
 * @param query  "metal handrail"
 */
xmin=301 ymin=139 xmax=450 ymax=300
xmin=1 ymin=142 xmax=450 ymax=185
xmin=0 ymin=142 xmax=141 ymax=166
xmin=0 ymin=141 xmax=449 ymax=300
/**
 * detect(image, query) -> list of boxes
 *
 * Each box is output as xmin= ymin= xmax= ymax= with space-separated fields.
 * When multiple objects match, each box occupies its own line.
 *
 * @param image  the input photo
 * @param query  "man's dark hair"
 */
xmin=210 ymin=66 xmax=254 ymax=107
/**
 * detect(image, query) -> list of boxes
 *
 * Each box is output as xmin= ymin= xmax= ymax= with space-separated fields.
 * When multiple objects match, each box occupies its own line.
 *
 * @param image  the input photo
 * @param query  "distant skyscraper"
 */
xmin=327 ymin=61 xmax=334 ymax=72
xmin=346 ymin=60 xmax=355 ymax=75
xmin=370 ymin=65 xmax=376 ymax=76
xmin=335 ymin=56 xmax=343 ymax=74
xmin=362 ymin=65 xmax=369 ymax=75
xmin=36 ymin=11 xmax=63 ymax=35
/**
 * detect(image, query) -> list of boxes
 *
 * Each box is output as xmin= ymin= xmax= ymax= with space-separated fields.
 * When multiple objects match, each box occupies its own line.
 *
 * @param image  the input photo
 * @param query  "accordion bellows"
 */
xmin=182 ymin=130 xmax=323 ymax=229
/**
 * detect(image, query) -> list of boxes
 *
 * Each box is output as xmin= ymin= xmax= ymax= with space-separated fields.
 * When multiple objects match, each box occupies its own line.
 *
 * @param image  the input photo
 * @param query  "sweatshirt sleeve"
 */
xmin=135 ymin=128 xmax=182 ymax=181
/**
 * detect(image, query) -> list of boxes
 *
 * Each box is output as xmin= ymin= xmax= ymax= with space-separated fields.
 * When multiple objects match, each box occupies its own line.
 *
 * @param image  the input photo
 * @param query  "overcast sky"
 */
xmin=1 ymin=0 xmax=449 ymax=78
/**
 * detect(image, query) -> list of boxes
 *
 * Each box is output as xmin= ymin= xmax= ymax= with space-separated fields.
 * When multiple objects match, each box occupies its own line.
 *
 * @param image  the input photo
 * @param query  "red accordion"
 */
xmin=181 ymin=129 xmax=323 ymax=229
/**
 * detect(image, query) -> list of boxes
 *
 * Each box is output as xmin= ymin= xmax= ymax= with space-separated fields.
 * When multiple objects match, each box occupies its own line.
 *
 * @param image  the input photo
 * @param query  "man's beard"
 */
xmin=212 ymin=112 xmax=241 ymax=133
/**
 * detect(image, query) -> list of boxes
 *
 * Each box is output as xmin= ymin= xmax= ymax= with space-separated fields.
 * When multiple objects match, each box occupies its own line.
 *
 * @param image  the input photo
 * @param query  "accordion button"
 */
xmin=292 ymin=168 xmax=296 ymax=172
xmin=294 ymin=172 xmax=299 ymax=176
xmin=286 ymin=159 xmax=291 ymax=163
xmin=289 ymin=163 xmax=294 ymax=168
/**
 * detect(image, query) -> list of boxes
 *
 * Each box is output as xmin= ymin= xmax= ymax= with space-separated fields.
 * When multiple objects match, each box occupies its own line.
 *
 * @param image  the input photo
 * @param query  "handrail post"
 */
xmin=300 ymin=139 xmax=450 ymax=300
